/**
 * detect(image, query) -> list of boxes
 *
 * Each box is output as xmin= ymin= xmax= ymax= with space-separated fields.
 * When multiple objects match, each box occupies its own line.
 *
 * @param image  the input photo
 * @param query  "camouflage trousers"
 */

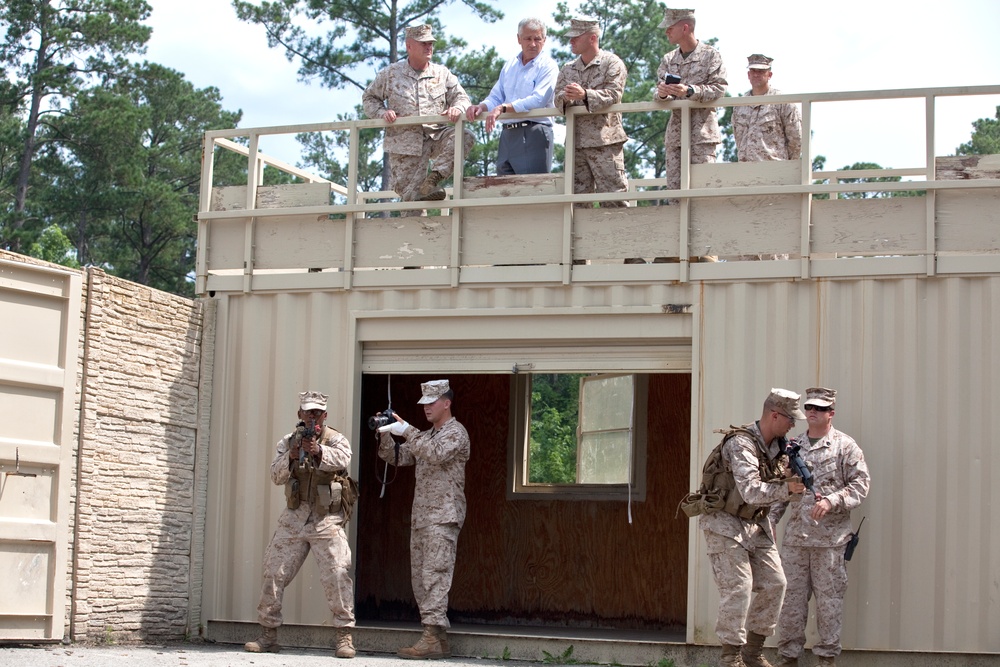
xmin=410 ymin=522 xmax=461 ymax=627
xmin=572 ymin=143 xmax=629 ymax=208
xmin=256 ymin=508 xmax=355 ymax=629
xmin=776 ymin=545 xmax=848 ymax=659
xmin=389 ymin=127 xmax=475 ymax=216
xmin=705 ymin=530 xmax=786 ymax=646
xmin=664 ymin=142 xmax=718 ymax=204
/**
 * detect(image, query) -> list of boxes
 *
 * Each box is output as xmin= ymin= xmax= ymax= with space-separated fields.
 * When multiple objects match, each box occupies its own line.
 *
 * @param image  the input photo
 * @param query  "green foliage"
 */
xmin=528 ymin=374 xmax=581 ymax=484
xmin=36 ymin=62 xmax=241 ymax=295
xmin=501 ymin=646 xmax=512 ymax=660
xmin=652 ymin=659 xmax=675 ymax=667
xmin=232 ymin=0 xmax=503 ymax=93
xmin=0 ymin=0 xmax=153 ymax=250
xmin=956 ymin=106 xmax=1000 ymax=156
xmin=542 ymin=645 xmax=578 ymax=664
xmin=814 ymin=161 xmax=923 ymax=200
xmin=26 ymin=225 xmax=79 ymax=268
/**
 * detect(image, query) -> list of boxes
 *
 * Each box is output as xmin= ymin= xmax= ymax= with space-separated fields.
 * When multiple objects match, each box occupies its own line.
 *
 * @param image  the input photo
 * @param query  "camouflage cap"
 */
xmin=803 ymin=386 xmax=837 ymax=408
xmin=417 ymin=379 xmax=451 ymax=404
xmin=405 ymin=24 xmax=435 ymax=42
xmin=565 ymin=17 xmax=601 ymax=38
xmin=768 ymin=387 xmax=806 ymax=420
xmin=657 ymin=8 xmax=695 ymax=30
xmin=747 ymin=53 xmax=774 ymax=70
xmin=299 ymin=390 xmax=328 ymax=411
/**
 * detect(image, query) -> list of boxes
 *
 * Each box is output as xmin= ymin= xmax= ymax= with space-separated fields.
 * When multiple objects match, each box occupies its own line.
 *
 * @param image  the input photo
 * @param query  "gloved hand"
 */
xmin=388 ymin=420 xmax=410 ymax=436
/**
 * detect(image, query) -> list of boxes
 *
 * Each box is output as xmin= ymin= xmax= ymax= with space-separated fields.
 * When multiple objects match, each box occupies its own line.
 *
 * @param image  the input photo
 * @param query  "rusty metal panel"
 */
xmin=0 ymin=259 xmax=81 ymax=641
xmin=689 ymin=277 xmax=1000 ymax=652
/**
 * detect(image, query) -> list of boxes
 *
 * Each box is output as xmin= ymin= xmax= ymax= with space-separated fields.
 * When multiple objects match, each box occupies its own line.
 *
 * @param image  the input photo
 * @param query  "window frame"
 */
xmin=507 ymin=373 xmax=648 ymax=501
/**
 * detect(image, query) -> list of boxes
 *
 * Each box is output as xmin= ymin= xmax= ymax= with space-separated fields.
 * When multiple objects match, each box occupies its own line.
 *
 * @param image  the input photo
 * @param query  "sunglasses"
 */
xmin=805 ymin=405 xmax=832 ymax=412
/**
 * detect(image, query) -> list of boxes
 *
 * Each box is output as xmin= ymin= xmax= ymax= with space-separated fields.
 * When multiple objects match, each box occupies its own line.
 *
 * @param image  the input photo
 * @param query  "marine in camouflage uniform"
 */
xmin=732 ymin=54 xmax=802 ymax=162
xmin=654 ymin=8 xmax=728 ymax=202
xmin=362 ymin=24 xmax=474 ymax=214
xmin=773 ymin=388 xmax=870 ymax=667
xmin=699 ymin=389 xmax=807 ymax=667
xmin=246 ymin=391 xmax=357 ymax=658
xmin=554 ymin=18 xmax=629 ymax=208
xmin=378 ymin=379 xmax=470 ymax=660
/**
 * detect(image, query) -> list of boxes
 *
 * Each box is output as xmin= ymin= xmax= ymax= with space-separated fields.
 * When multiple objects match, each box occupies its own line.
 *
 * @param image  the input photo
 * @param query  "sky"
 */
xmin=142 ymin=0 xmax=1000 ymax=176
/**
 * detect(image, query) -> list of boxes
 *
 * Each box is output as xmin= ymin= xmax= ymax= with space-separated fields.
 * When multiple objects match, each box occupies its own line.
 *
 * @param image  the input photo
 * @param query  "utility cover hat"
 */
xmin=405 ymin=24 xmax=435 ymax=42
xmin=299 ymin=391 xmax=328 ymax=411
xmin=418 ymin=379 xmax=451 ymax=404
xmin=768 ymin=388 xmax=807 ymax=420
xmin=803 ymin=386 xmax=837 ymax=408
xmin=747 ymin=53 xmax=773 ymax=70
xmin=658 ymin=8 xmax=695 ymax=30
xmin=566 ymin=17 xmax=600 ymax=38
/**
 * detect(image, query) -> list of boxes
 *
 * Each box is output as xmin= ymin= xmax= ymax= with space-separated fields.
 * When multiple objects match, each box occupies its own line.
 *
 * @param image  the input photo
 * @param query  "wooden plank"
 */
xmin=691 ymin=158 xmax=802 ymax=188
xmin=253 ymin=216 xmax=347 ymax=270
xmin=463 ymin=207 xmax=564 ymax=265
xmin=691 ymin=194 xmax=801 ymax=258
xmin=353 ymin=216 xmax=452 ymax=268
xmin=205 ymin=218 xmax=247 ymax=270
xmin=811 ymin=197 xmax=926 ymax=255
xmin=463 ymin=174 xmax=564 ymax=198
xmin=575 ymin=206 xmax=681 ymax=260
xmin=936 ymin=189 xmax=1000 ymax=252
xmin=936 ymin=154 xmax=1000 ymax=180
xmin=209 ymin=183 xmax=331 ymax=211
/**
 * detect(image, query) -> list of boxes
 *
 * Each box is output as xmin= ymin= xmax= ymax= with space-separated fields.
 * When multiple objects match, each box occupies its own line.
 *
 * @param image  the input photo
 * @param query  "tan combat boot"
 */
xmin=397 ymin=624 xmax=450 ymax=659
xmin=244 ymin=625 xmax=280 ymax=653
xmin=335 ymin=627 xmax=356 ymax=658
xmin=741 ymin=631 xmax=775 ymax=667
xmin=415 ymin=172 xmax=447 ymax=201
xmin=720 ymin=643 xmax=747 ymax=667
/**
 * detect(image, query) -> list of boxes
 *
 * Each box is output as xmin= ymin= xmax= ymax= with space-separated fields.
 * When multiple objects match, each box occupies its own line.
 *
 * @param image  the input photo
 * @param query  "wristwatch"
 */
xmin=685 ymin=86 xmax=694 ymax=98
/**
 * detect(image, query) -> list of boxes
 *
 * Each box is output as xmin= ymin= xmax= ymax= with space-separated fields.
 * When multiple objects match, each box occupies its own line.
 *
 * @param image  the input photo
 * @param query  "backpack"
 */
xmin=676 ymin=425 xmax=776 ymax=522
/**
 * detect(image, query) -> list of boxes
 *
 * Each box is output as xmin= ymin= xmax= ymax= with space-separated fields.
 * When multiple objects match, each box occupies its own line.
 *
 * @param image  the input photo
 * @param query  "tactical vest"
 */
xmin=678 ymin=425 xmax=786 ymax=521
xmin=284 ymin=426 xmax=359 ymax=520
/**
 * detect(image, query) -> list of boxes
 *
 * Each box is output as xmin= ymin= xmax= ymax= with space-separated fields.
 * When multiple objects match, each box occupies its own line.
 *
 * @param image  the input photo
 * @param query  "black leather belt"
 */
xmin=502 ymin=121 xmax=535 ymax=129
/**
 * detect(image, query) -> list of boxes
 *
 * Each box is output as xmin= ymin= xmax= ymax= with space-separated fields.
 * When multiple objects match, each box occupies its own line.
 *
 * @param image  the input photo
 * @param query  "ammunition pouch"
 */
xmin=285 ymin=478 xmax=301 ymax=510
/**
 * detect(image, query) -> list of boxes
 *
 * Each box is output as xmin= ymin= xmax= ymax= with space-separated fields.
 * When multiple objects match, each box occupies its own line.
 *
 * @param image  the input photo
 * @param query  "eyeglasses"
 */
xmin=805 ymin=405 xmax=832 ymax=412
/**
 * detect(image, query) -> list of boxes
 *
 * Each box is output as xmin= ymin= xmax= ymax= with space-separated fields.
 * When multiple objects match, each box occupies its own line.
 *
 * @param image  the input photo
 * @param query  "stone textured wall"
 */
xmin=70 ymin=268 xmax=206 ymax=642
xmin=0 ymin=251 xmax=209 ymax=644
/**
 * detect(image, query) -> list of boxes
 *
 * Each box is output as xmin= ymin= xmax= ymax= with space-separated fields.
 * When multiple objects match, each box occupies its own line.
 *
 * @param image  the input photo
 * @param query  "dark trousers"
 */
xmin=496 ymin=122 xmax=553 ymax=175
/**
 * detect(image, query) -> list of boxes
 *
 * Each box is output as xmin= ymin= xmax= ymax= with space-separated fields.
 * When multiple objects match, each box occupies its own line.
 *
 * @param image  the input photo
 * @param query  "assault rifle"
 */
xmin=784 ymin=440 xmax=814 ymax=493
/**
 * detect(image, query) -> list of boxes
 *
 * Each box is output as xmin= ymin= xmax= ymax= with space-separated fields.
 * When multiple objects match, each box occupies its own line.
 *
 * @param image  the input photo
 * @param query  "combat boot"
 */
xmin=244 ymin=625 xmax=280 ymax=653
xmin=774 ymin=656 xmax=798 ymax=667
xmin=741 ymin=631 xmax=775 ymax=667
xmin=397 ymin=624 xmax=450 ymax=659
xmin=335 ymin=627 xmax=356 ymax=658
xmin=415 ymin=172 xmax=447 ymax=201
xmin=720 ymin=643 xmax=747 ymax=667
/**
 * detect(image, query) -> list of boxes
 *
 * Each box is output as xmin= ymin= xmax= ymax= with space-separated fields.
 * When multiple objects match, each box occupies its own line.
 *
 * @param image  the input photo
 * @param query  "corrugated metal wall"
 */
xmin=690 ymin=276 xmax=1000 ymax=652
xmin=203 ymin=276 xmax=1000 ymax=653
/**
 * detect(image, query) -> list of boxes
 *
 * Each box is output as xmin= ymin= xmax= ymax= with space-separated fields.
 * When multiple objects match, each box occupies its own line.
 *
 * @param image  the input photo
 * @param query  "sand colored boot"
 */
xmin=720 ymin=642 xmax=747 ymax=667
xmin=397 ymin=624 xmax=450 ymax=659
xmin=741 ymin=632 xmax=775 ymax=667
xmin=416 ymin=172 xmax=447 ymax=201
xmin=244 ymin=625 xmax=280 ymax=653
xmin=335 ymin=628 xmax=356 ymax=658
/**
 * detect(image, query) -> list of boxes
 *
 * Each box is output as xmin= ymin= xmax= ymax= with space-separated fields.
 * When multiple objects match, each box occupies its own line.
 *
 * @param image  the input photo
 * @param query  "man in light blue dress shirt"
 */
xmin=466 ymin=18 xmax=558 ymax=174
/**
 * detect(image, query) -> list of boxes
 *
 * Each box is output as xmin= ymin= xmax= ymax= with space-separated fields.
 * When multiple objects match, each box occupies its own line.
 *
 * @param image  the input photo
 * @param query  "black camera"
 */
xmin=663 ymin=73 xmax=682 ymax=85
xmin=367 ymin=408 xmax=396 ymax=431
